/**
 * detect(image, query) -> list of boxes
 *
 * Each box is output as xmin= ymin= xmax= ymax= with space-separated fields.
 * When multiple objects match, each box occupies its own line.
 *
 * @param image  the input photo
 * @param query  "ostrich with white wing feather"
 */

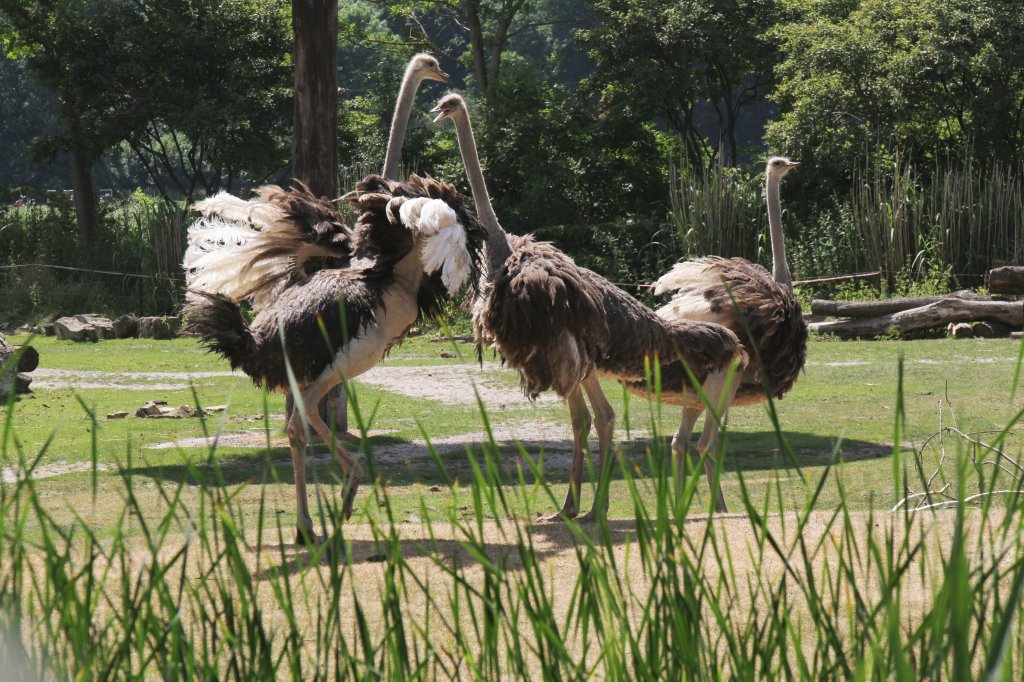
xmin=643 ymin=157 xmax=808 ymax=512
xmin=184 ymin=175 xmax=483 ymax=543
xmin=181 ymin=53 xmax=450 ymax=435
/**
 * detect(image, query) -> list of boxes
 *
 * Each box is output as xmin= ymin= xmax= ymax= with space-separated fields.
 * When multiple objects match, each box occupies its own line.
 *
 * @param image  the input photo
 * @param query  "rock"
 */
xmin=106 ymin=411 xmax=129 ymax=420
xmin=54 ymin=314 xmax=115 ymax=342
xmin=42 ymin=322 xmax=55 ymax=336
xmin=972 ymin=321 xmax=1013 ymax=338
xmin=440 ymin=351 xmax=456 ymax=358
xmin=13 ymin=345 xmax=39 ymax=373
xmin=137 ymin=316 xmax=181 ymax=339
xmin=159 ymin=406 xmax=196 ymax=418
xmin=113 ymin=314 xmax=139 ymax=339
xmin=947 ymin=322 xmax=974 ymax=339
xmin=204 ymin=405 xmax=227 ymax=413
xmin=135 ymin=402 xmax=163 ymax=417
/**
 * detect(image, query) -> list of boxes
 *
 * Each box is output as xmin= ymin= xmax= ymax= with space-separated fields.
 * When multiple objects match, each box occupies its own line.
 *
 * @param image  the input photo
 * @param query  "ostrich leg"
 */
xmin=578 ymin=374 xmax=615 ymax=524
xmin=692 ymin=369 xmax=739 ymax=513
xmin=287 ymin=373 xmax=365 ymax=545
xmin=301 ymin=372 xmax=364 ymax=521
xmin=672 ymin=407 xmax=704 ymax=498
xmin=286 ymin=423 xmax=315 ymax=544
xmin=540 ymin=385 xmax=591 ymax=521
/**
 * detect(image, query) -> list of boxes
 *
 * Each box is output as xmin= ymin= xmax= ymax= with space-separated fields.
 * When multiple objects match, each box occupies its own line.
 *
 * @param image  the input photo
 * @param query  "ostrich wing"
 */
xmin=656 ymin=256 xmax=806 ymax=400
xmin=184 ymin=183 xmax=354 ymax=310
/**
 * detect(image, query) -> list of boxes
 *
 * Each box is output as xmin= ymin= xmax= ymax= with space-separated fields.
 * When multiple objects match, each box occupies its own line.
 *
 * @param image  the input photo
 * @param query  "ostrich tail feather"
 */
xmin=653 ymin=261 xmax=715 ymax=295
xmin=193 ymin=191 xmax=284 ymax=227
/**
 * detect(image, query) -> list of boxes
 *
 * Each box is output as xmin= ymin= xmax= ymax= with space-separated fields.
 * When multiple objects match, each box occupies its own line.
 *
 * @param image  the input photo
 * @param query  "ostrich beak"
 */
xmin=786 ymin=161 xmax=799 ymax=167
xmin=431 ymin=68 xmax=450 ymax=83
xmin=430 ymin=105 xmax=448 ymax=123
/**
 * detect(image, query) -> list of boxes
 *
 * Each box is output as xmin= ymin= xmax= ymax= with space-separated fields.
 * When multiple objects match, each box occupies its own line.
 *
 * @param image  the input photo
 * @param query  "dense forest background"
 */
xmin=2 ymin=0 xmax=1024 ymax=319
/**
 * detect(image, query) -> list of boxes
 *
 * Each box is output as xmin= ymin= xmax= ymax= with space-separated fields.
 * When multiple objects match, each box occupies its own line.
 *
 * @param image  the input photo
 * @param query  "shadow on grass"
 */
xmin=122 ymin=429 xmax=889 ymax=489
xmin=249 ymin=516 xmax=684 ymax=579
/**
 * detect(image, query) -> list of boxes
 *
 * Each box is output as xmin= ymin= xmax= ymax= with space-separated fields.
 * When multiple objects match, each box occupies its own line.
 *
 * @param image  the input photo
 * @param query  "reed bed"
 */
xmin=2 ymin=355 xmax=1024 ymax=679
xmin=669 ymin=156 xmax=765 ymax=264
xmin=670 ymin=150 xmax=1024 ymax=292
xmin=850 ymin=151 xmax=1024 ymax=287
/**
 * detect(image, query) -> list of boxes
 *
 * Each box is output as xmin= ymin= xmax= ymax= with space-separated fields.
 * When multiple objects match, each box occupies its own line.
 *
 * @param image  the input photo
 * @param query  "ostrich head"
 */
xmin=767 ymin=156 xmax=799 ymax=178
xmin=430 ymin=93 xmax=466 ymax=122
xmin=409 ymin=53 xmax=449 ymax=84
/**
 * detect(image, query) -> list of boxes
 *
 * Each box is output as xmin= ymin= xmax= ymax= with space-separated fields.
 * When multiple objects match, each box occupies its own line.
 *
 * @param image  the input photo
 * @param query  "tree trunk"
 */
xmin=465 ymin=0 xmax=489 ymax=96
xmin=810 ymin=290 xmax=986 ymax=318
xmin=67 ymin=121 xmax=98 ymax=257
xmin=290 ymin=0 xmax=345 ymax=434
xmin=809 ymin=297 xmax=1024 ymax=339
xmin=292 ymin=0 xmax=338 ymax=198
xmin=989 ymin=266 xmax=1024 ymax=295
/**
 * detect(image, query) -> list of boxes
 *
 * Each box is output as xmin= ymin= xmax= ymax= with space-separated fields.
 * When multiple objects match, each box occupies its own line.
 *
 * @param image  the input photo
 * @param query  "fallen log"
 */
xmin=811 ymin=290 xmax=986 ymax=318
xmin=810 ymin=297 xmax=1023 ymax=339
xmin=989 ymin=266 xmax=1024 ymax=295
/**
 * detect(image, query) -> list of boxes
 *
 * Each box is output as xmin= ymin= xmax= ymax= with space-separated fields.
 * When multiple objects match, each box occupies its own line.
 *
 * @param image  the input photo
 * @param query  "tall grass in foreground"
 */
xmin=2 ymin=362 xmax=1024 ymax=678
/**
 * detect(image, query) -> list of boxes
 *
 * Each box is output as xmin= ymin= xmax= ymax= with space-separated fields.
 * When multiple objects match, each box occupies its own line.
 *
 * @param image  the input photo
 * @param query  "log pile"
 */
xmin=809 ymin=290 xmax=1023 ymax=340
xmin=989 ymin=266 xmax=1024 ymax=295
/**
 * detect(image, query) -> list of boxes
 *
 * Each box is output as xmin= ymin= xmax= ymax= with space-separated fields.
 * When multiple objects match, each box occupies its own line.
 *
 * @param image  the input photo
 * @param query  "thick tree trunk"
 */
xmin=290 ymin=0 xmax=345 ymax=434
xmin=809 ymin=297 xmax=1024 ymax=339
xmin=292 ymin=0 xmax=338 ymax=198
xmin=465 ymin=0 xmax=489 ymax=96
xmin=810 ymin=290 xmax=986 ymax=318
xmin=67 ymin=124 xmax=98 ymax=256
xmin=989 ymin=266 xmax=1024 ymax=295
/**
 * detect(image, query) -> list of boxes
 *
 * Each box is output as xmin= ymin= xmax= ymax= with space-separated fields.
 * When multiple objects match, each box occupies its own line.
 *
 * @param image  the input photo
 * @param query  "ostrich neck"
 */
xmin=382 ymin=72 xmax=423 ymax=180
xmin=766 ymin=174 xmax=791 ymax=289
xmin=451 ymin=111 xmax=512 ymax=269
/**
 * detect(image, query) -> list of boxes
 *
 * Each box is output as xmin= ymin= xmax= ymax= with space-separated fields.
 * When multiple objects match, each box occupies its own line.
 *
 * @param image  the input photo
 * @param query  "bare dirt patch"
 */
xmin=2 ymin=460 xmax=109 ymax=483
xmin=356 ymin=364 xmax=557 ymax=406
xmin=31 ymin=368 xmax=239 ymax=391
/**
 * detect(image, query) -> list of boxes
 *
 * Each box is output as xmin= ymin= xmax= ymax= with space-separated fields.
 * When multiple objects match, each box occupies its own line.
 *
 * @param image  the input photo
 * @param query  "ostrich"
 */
xmin=649 ymin=157 xmax=807 ymax=512
xmin=431 ymin=94 xmax=747 ymax=522
xmin=183 ymin=52 xmax=449 ymax=308
xmin=184 ymin=175 xmax=480 ymax=542
xmin=183 ymin=53 xmax=449 ymax=430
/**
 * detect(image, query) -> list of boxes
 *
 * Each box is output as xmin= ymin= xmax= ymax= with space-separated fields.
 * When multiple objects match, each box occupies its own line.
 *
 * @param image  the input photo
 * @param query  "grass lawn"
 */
xmin=4 ymin=331 xmax=1024 ymax=678
xmin=4 ymin=331 xmax=1023 ymax=530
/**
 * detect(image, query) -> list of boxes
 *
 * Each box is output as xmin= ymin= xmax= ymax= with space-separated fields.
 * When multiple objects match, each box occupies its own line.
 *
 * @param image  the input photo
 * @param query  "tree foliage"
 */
xmin=580 ymin=0 xmax=777 ymax=166
xmin=768 ymin=0 xmax=1024 ymax=194
xmin=0 ymin=0 xmax=292 ymax=201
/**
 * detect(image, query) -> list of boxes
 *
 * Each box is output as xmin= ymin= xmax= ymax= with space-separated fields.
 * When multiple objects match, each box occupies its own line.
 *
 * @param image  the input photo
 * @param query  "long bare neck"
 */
xmin=766 ymin=173 xmax=791 ymax=290
xmin=382 ymin=69 xmax=423 ymax=180
xmin=451 ymin=110 xmax=512 ymax=267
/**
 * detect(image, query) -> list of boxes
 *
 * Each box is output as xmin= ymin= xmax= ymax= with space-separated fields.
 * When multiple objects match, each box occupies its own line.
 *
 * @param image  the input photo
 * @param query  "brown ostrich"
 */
xmin=184 ymin=175 xmax=482 ymax=543
xmin=649 ymin=157 xmax=808 ymax=512
xmin=182 ymin=53 xmax=450 ymax=437
xmin=432 ymin=93 xmax=747 ymax=522
xmin=183 ymin=53 xmax=449 ymax=309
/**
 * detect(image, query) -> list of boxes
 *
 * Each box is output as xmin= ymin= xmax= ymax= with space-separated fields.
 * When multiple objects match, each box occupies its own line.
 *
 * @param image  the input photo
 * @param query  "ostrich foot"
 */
xmin=576 ymin=509 xmax=602 ymax=524
xmin=341 ymin=480 xmax=360 ymax=520
xmin=295 ymin=524 xmax=319 ymax=546
xmin=538 ymin=506 xmax=577 ymax=523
